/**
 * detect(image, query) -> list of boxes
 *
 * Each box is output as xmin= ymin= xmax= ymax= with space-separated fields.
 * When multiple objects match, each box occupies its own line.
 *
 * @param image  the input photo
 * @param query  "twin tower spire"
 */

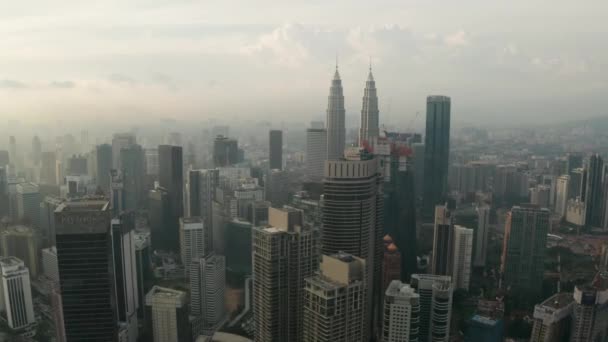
xmin=326 ymin=60 xmax=380 ymax=160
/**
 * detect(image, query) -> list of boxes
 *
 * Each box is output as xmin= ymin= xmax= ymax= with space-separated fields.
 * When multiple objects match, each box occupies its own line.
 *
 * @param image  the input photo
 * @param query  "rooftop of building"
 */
xmin=0 ymin=256 xmax=25 ymax=270
xmin=55 ymin=199 xmax=110 ymax=212
xmin=147 ymin=285 xmax=186 ymax=299
xmin=16 ymin=182 xmax=38 ymax=193
xmin=471 ymin=315 xmax=500 ymax=326
xmin=2 ymin=225 xmax=35 ymax=235
xmin=181 ymin=217 xmax=203 ymax=224
xmin=538 ymin=292 xmax=575 ymax=309
xmin=385 ymin=280 xmax=418 ymax=298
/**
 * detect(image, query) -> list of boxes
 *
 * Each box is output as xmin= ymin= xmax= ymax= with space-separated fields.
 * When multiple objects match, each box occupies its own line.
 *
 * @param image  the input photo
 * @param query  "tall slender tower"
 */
xmin=325 ymin=64 xmax=346 ymax=160
xmin=359 ymin=64 xmax=379 ymax=147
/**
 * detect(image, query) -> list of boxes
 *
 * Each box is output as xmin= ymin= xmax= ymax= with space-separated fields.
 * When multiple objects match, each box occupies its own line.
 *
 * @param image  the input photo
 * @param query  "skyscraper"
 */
xmin=112 ymin=132 xmax=136 ymax=169
xmin=570 ymin=271 xmax=608 ymax=342
xmin=148 ymin=186 xmax=172 ymax=251
xmin=269 ymin=130 xmax=283 ymax=170
xmin=410 ymin=274 xmax=453 ymax=342
xmin=305 ymin=125 xmax=327 ymax=181
xmin=120 ymin=144 xmax=146 ymax=210
xmin=325 ymin=65 xmax=346 ymax=160
xmin=501 ymin=205 xmax=550 ymax=298
xmin=322 ymin=150 xmax=383 ymax=338
xmin=382 ymin=280 xmax=420 ymax=342
xmin=555 ymin=175 xmax=569 ymax=218
xmin=473 ymin=205 xmax=490 ymax=268
xmin=585 ymin=154 xmax=604 ymax=228
xmin=190 ymin=254 xmax=226 ymax=335
xmin=40 ymin=151 xmax=57 ymax=185
xmin=96 ymin=144 xmax=113 ymax=195
xmin=383 ymin=236 xmax=401 ymax=291
xmin=145 ymin=286 xmax=191 ymax=342
xmin=265 ymin=169 xmax=289 ymax=208
xmin=359 ymin=65 xmax=379 ymax=147
xmin=423 ymin=95 xmax=451 ymax=218
xmin=31 ymin=135 xmax=41 ymax=166
xmin=0 ymin=226 xmax=39 ymax=278
xmin=530 ymin=292 xmax=574 ymax=342
xmin=303 ymin=253 xmax=367 ymax=342
xmin=16 ymin=182 xmax=40 ymax=227
xmin=186 ymin=169 xmax=218 ymax=246
xmin=0 ymin=257 xmax=35 ymax=334
xmin=179 ymin=217 xmax=207 ymax=278
xmin=431 ymin=204 xmax=453 ymax=276
xmin=158 ymin=145 xmax=183 ymax=251
xmin=111 ymin=213 xmax=139 ymax=342
xmin=54 ymin=200 xmax=117 ymax=341
xmin=451 ymin=226 xmax=473 ymax=290
xmin=213 ymin=135 xmax=239 ymax=167
xmin=252 ymin=207 xmax=318 ymax=342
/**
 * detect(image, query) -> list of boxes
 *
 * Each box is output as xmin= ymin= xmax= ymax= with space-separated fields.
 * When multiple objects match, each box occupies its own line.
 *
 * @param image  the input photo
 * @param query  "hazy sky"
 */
xmin=1 ymin=0 xmax=607 ymax=126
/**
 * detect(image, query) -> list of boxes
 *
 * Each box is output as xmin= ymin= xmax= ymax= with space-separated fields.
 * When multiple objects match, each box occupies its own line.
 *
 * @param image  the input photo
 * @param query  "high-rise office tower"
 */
xmin=585 ymin=154 xmax=604 ymax=228
xmin=473 ymin=205 xmax=490 ymax=268
xmin=303 ymin=253 xmax=367 ymax=342
xmin=0 ymin=167 xmax=6 ymax=219
xmin=110 ymin=170 xmax=125 ymax=216
xmin=148 ymin=186 xmax=172 ymax=251
xmin=325 ymin=65 xmax=346 ymax=160
xmin=179 ymin=217 xmax=207 ymax=278
xmin=410 ymin=274 xmax=453 ymax=342
xmin=120 ymin=144 xmax=146 ymax=210
xmin=567 ymin=153 xmax=583 ymax=175
xmin=8 ymin=136 xmax=18 ymax=170
xmin=16 ymin=182 xmax=40 ymax=227
xmin=253 ymin=207 xmax=318 ymax=342
xmin=322 ymin=150 xmax=383 ymax=338
xmin=186 ymin=169 xmax=218 ymax=248
xmin=412 ymin=143 xmax=425 ymax=197
xmin=555 ymin=175 xmax=569 ymax=218
xmin=111 ymin=213 xmax=139 ymax=342
xmin=190 ymin=254 xmax=226 ymax=335
xmin=269 ymin=130 xmax=283 ymax=170
xmin=145 ymin=286 xmax=191 ymax=342
xmin=431 ymin=204 xmax=453 ymax=276
xmin=66 ymin=154 xmax=88 ymax=175
xmin=40 ymin=151 xmax=57 ymax=185
xmin=530 ymin=292 xmax=574 ymax=342
xmin=385 ymin=146 xmax=418 ymax=281
xmin=54 ymin=200 xmax=117 ymax=341
xmin=213 ymin=135 xmax=239 ymax=167
xmin=530 ymin=185 xmax=551 ymax=209
xmin=158 ymin=145 xmax=183 ymax=251
xmin=383 ymin=236 xmax=401 ymax=291
xmin=134 ymin=232 xmax=152 ymax=326
xmin=31 ymin=136 xmax=41 ymax=166
xmin=112 ymin=132 xmax=136 ymax=169
xmin=382 ymin=280 xmax=420 ymax=342
xmin=0 ymin=226 xmax=39 ymax=278
xmin=423 ymin=95 xmax=451 ymax=218
xmin=568 ymin=167 xmax=586 ymax=201
xmin=501 ymin=205 xmax=550 ymax=297
xmin=145 ymin=148 xmax=159 ymax=176
xmin=96 ymin=144 xmax=113 ymax=195
xmin=359 ymin=65 xmax=379 ymax=147
xmin=0 ymin=257 xmax=35 ymax=333
xmin=305 ymin=125 xmax=327 ymax=181
xmin=40 ymin=196 xmax=63 ymax=246
xmin=570 ymin=271 xmax=608 ymax=342
xmin=451 ymin=226 xmax=473 ymax=290
xmin=0 ymin=150 xmax=9 ymax=167
xmin=265 ymin=169 xmax=289 ymax=208
xmin=42 ymin=246 xmax=59 ymax=284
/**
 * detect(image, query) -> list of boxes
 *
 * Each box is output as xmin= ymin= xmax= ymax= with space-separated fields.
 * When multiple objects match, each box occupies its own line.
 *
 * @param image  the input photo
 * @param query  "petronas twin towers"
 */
xmin=325 ymin=63 xmax=380 ymax=160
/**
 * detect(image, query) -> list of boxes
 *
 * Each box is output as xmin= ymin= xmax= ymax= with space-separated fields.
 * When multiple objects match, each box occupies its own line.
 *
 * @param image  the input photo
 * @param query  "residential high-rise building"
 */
xmin=501 ymin=205 xmax=550 ymax=297
xmin=158 ymin=145 xmax=183 ymax=251
xmin=570 ymin=272 xmax=608 ymax=342
xmin=253 ymin=207 xmax=318 ymax=342
xmin=0 ymin=257 xmax=35 ymax=333
xmin=0 ymin=226 xmax=39 ymax=278
xmin=452 ymin=226 xmax=473 ymax=290
xmin=213 ymin=135 xmax=239 ymax=167
xmin=145 ymin=286 xmax=191 ymax=342
xmin=40 ymin=151 xmax=57 ymax=185
xmin=121 ymin=144 xmax=146 ymax=210
xmin=148 ymin=186 xmax=172 ymax=251
xmin=474 ymin=205 xmax=490 ymax=268
xmin=16 ymin=183 xmax=40 ymax=227
xmin=112 ymin=132 xmax=136 ymax=169
xmin=96 ymin=144 xmax=113 ymax=194
xmin=305 ymin=125 xmax=327 ymax=181
xmin=322 ymin=150 xmax=383 ymax=338
xmin=555 ymin=175 xmax=569 ymax=218
xmin=54 ymin=200 xmax=117 ymax=341
xmin=431 ymin=204 xmax=453 ymax=276
xmin=530 ymin=292 xmax=574 ymax=342
xmin=410 ymin=274 xmax=453 ymax=342
xmin=423 ymin=95 xmax=451 ymax=218
xmin=179 ymin=217 xmax=207 ymax=278
xmin=269 ymin=130 xmax=283 ymax=170
xmin=111 ymin=213 xmax=139 ymax=342
xmin=359 ymin=65 xmax=379 ymax=147
xmin=325 ymin=65 xmax=346 ymax=160
xmin=382 ymin=280 xmax=420 ymax=342
xmin=190 ymin=254 xmax=226 ymax=335
xmin=585 ymin=154 xmax=604 ymax=228
xmin=303 ymin=253 xmax=367 ymax=342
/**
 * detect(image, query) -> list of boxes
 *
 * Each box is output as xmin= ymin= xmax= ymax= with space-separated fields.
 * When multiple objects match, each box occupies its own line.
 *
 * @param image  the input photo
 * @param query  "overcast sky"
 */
xmin=1 ymin=0 xmax=607 ymax=126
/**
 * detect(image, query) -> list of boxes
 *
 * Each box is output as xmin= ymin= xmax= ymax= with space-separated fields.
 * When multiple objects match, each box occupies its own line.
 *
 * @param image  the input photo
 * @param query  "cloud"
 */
xmin=108 ymin=73 xmax=137 ymax=85
xmin=241 ymin=23 xmax=311 ymax=67
xmin=151 ymin=73 xmax=178 ymax=91
xmin=0 ymin=79 xmax=27 ymax=89
xmin=50 ymin=80 xmax=75 ymax=88
xmin=444 ymin=30 xmax=468 ymax=47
